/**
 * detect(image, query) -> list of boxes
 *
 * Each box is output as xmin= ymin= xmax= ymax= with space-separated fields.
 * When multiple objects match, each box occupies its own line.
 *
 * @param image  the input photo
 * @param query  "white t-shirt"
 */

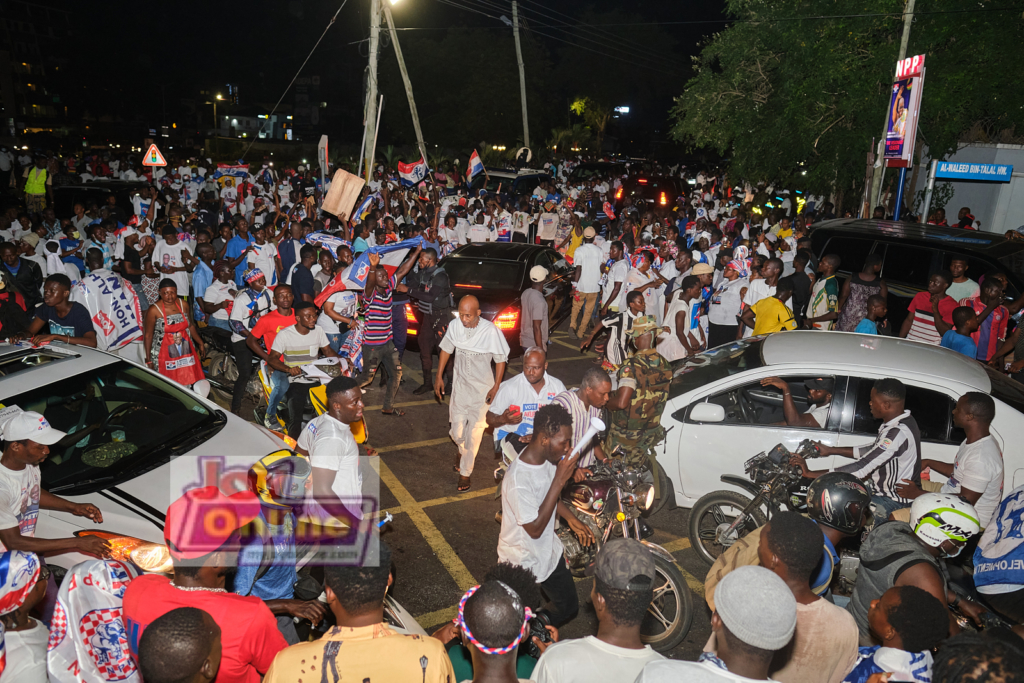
xmin=602 ymin=259 xmax=629 ymax=308
xmin=152 ymin=239 xmax=192 ymax=292
xmin=573 ymin=243 xmax=603 ymax=294
xmin=297 ymin=412 xmax=363 ymax=520
xmin=0 ymin=463 xmax=41 ymax=551
xmin=805 ymin=403 xmax=830 ymax=428
xmin=247 ymin=242 xmax=279 ymax=286
xmin=488 ymin=372 xmax=566 ymax=444
xmin=202 ymin=280 xmax=237 ymax=320
xmin=317 ymin=291 xmax=359 ymax=335
xmin=637 ymin=660 xmax=766 ymax=683
xmin=2 ymin=618 xmax=49 ymax=683
xmin=940 ymin=435 xmax=1004 ymax=527
xmin=742 ymin=279 xmax=776 ymax=338
xmin=498 ymin=456 xmax=562 ymax=582
xmin=530 ymin=636 xmax=664 ymax=683
xmin=271 ymin=325 xmax=329 ymax=380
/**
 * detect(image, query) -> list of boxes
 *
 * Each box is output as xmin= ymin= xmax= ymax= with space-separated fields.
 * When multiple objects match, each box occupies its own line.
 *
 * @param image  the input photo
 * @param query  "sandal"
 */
xmin=381 ymin=408 xmax=406 ymax=417
xmin=457 ymin=475 xmax=471 ymax=492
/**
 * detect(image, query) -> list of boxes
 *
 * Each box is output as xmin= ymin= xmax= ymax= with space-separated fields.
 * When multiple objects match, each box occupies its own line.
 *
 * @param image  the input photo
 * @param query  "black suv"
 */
xmin=811 ymin=219 xmax=1024 ymax=328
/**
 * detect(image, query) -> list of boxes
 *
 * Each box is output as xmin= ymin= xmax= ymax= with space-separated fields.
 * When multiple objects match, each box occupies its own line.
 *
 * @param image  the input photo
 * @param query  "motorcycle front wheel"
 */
xmin=640 ymin=556 xmax=694 ymax=653
xmin=688 ymin=490 xmax=767 ymax=566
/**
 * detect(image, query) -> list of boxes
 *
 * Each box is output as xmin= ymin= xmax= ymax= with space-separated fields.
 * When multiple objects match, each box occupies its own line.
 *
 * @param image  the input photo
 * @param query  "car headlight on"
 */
xmin=636 ymin=484 xmax=655 ymax=511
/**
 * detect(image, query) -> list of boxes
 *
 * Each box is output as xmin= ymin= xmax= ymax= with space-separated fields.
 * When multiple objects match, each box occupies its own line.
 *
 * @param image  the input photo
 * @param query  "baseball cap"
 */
xmin=0 ymin=410 xmax=66 ymax=445
xmin=583 ymin=227 xmax=596 ymax=239
xmin=692 ymin=263 xmax=714 ymax=275
xmin=164 ymin=486 xmax=262 ymax=561
xmin=715 ymin=565 xmax=796 ymax=651
xmin=804 ymin=377 xmax=834 ymax=392
xmin=585 ymin=538 xmax=655 ymax=590
xmin=529 ymin=265 xmax=549 ymax=283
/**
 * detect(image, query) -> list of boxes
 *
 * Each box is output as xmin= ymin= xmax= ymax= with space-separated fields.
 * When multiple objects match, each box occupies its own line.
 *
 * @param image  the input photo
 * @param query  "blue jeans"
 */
xmin=267 ymin=369 xmax=289 ymax=420
xmin=207 ymin=316 xmax=232 ymax=332
xmin=326 ymin=330 xmax=351 ymax=355
xmin=870 ymin=494 xmax=907 ymax=521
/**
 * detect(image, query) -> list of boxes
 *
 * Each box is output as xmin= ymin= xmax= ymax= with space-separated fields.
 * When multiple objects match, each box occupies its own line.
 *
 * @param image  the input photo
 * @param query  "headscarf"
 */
xmin=726 ymin=259 xmax=751 ymax=279
xmin=47 ymin=559 xmax=142 ymax=683
xmin=663 ymin=241 xmax=679 ymax=259
xmin=45 ymin=239 xmax=64 ymax=276
xmin=244 ymin=267 xmax=265 ymax=285
xmin=0 ymin=550 xmax=43 ymax=675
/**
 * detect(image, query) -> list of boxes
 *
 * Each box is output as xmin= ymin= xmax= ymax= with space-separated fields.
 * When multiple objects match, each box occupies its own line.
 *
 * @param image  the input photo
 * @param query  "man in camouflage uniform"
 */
xmin=605 ymin=315 xmax=673 ymax=498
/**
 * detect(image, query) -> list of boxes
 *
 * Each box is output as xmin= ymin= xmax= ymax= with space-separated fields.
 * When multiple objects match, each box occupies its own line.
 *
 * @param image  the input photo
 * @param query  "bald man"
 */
xmin=486 ymin=346 xmax=566 ymax=447
xmin=435 ymin=295 xmax=511 ymax=491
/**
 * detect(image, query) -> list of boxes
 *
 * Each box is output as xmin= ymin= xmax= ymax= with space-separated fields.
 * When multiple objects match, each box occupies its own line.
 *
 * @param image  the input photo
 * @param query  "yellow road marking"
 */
xmin=416 ymin=605 xmax=458 ymax=631
xmin=378 ymin=459 xmax=478 ymax=592
xmin=365 ymin=398 xmax=439 ymax=412
xmin=382 ymin=485 xmax=498 ymax=516
xmin=548 ymin=336 xmax=594 ymax=355
xmin=375 ymin=437 xmax=452 ymax=453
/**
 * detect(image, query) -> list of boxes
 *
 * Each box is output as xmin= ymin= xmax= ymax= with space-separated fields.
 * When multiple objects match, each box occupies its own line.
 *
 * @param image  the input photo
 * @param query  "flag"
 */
xmin=354 ymin=192 xmax=380 ymax=223
xmin=397 ymin=157 xmax=429 ymax=187
xmin=70 ymin=273 xmax=144 ymax=352
xmin=466 ymin=150 xmax=484 ymax=183
xmin=313 ymin=237 xmax=423 ymax=307
xmin=306 ymin=232 xmax=352 ymax=256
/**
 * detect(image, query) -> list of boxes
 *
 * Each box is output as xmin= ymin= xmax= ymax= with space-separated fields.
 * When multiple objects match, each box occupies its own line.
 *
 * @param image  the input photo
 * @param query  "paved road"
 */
xmin=347 ymin=321 xmax=715 ymax=661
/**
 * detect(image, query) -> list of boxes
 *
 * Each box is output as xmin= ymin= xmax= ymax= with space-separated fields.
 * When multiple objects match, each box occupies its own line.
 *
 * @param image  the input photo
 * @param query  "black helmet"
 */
xmin=806 ymin=472 xmax=870 ymax=535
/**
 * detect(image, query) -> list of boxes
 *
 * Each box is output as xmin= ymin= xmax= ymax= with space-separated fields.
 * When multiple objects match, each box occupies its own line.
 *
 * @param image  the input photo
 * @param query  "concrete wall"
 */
xmin=913 ymin=143 xmax=1024 ymax=233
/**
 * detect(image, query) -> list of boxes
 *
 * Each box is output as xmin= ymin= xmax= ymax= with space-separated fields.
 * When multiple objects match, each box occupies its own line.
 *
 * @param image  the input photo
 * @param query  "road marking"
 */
xmin=548 ymin=336 xmax=594 ymax=355
xmin=365 ymin=398 xmax=439 ymax=412
xmin=375 ymin=437 xmax=452 ymax=454
xmin=377 ymin=459 xmax=477 ymax=592
xmin=416 ymin=605 xmax=457 ymax=631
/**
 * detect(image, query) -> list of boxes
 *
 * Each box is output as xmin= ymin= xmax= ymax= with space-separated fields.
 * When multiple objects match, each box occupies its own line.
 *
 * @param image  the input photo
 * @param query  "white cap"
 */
xmin=297 ymin=165 xmax=305 ymax=172
xmin=1 ymin=410 xmax=66 ymax=445
xmin=529 ymin=265 xmax=549 ymax=283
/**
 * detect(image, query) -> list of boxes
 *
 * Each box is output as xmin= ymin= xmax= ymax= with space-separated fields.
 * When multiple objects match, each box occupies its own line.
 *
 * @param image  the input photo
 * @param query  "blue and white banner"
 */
xmin=974 ymin=485 xmax=1024 ymax=588
xmin=397 ymin=157 xmax=429 ymax=187
xmin=348 ymin=237 xmax=424 ymax=288
xmin=70 ymin=273 xmax=144 ymax=352
xmin=306 ymin=232 xmax=351 ymax=256
xmin=935 ymin=162 xmax=1013 ymax=182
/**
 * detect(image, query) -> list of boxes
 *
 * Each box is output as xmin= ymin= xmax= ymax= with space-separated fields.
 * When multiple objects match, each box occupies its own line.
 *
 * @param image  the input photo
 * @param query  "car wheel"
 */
xmin=687 ymin=490 xmax=767 ymax=566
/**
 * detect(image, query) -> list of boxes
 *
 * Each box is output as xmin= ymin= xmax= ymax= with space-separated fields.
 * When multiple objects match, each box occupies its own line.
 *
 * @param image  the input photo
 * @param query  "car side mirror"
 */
xmin=689 ymin=402 xmax=725 ymax=423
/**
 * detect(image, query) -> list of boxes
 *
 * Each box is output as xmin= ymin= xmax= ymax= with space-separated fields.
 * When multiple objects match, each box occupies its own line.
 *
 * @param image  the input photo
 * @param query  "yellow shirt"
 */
xmin=751 ymin=297 xmax=796 ymax=335
xmin=263 ymin=623 xmax=455 ymax=683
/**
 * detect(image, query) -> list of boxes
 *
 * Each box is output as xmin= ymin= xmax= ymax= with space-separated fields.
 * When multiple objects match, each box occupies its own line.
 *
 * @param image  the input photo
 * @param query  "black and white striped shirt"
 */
xmin=837 ymin=410 xmax=922 ymax=503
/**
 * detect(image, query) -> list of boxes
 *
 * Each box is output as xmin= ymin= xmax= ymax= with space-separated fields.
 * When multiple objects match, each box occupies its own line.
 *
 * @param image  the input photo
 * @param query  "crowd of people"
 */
xmin=1 ymin=147 xmax=1024 ymax=682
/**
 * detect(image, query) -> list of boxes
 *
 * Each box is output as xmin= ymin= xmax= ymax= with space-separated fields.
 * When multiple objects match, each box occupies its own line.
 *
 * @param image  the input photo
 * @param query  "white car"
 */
xmin=660 ymin=331 xmax=1024 ymax=510
xmin=0 ymin=342 xmax=286 ymax=569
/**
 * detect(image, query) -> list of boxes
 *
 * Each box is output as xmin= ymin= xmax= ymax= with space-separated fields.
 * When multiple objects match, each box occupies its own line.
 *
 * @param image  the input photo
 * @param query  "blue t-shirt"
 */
xmin=191 ymin=261 xmax=214 ymax=322
xmin=941 ymin=330 xmax=978 ymax=358
xmin=59 ymin=238 xmax=85 ymax=271
xmin=854 ymin=317 xmax=878 ymax=335
xmin=352 ymin=236 xmax=369 ymax=255
xmin=34 ymin=302 xmax=94 ymax=338
xmin=225 ymin=232 xmax=255 ymax=285
xmin=233 ymin=509 xmax=298 ymax=601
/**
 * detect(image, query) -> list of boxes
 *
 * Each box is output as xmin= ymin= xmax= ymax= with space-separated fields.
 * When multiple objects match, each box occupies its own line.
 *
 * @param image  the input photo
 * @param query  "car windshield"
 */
xmin=669 ymin=339 xmax=765 ymax=399
xmin=5 ymin=360 xmax=223 ymax=494
xmin=442 ymin=259 xmax=524 ymax=290
xmin=984 ymin=365 xmax=1024 ymax=416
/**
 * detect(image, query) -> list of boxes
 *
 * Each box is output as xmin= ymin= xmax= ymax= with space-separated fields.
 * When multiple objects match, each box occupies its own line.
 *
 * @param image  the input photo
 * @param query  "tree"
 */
xmin=669 ymin=0 xmax=1024 ymax=205
xmin=570 ymin=97 xmax=613 ymax=151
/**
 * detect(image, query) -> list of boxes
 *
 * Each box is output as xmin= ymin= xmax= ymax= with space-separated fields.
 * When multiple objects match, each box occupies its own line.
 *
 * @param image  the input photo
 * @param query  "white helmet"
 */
xmin=910 ymin=493 xmax=980 ymax=553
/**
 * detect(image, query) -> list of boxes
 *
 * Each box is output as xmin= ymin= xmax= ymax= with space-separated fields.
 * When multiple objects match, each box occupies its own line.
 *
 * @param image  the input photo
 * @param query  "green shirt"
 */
xmin=612 ymin=348 xmax=673 ymax=434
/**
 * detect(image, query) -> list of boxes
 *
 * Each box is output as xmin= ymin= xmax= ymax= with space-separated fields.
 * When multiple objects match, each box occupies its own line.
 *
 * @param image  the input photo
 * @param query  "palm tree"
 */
xmin=584 ymin=103 xmax=611 ymax=151
xmin=379 ymin=145 xmax=397 ymax=171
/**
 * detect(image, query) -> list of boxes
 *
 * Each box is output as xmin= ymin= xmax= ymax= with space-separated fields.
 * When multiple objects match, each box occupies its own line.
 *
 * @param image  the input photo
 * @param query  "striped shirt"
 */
xmin=905 ymin=292 xmax=956 ymax=346
xmin=837 ymin=410 xmax=921 ymax=503
xmin=363 ymin=274 xmax=396 ymax=346
xmin=552 ymin=389 xmax=603 ymax=467
xmin=959 ymin=296 xmax=1008 ymax=361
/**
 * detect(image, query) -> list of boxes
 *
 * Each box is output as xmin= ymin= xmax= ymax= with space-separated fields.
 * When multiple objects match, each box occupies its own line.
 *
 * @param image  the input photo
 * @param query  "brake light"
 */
xmin=615 ymin=187 xmax=623 ymax=200
xmin=659 ymin=192 xmax=667 ymax=205
xmin=637 ymin=178 xmax=648 ymax=184
xmin=494 ymin=307 xmax=520 ymax=331
xmin=456 ymin=283 xmax=482 ymax=289
xmin=405 ymin=303 xmax=418 ymax=335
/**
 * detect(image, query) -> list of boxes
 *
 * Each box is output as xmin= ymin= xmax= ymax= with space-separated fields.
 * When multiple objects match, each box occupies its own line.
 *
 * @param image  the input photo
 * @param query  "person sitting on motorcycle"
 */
xmin=759 ymin=376 xmax=833 ymax=428
xmin=605 ymin=315 xmax=673 ymax=500
xmin=236 ymin=452 xmax=327 ymax=644
xmin=705 ymin=472 xmax=871 ymax=612
xmin=848 ymin=492 xmax=986 ymax=644
xmin=497 ymin=404 xmax=595 ymax=628
xmin=792 ymin=378 xmax=921 ymax=521
xmin=843 ymin=585 xmax=949 ymax=683
xmin=531 ymin=538 xmax=665 ymax=683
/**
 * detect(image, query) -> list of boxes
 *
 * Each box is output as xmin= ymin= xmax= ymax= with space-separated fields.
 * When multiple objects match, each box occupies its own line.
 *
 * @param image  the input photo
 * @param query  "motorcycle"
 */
xmin=687 ymin=440 xmax=817 ymax=566
xmin=494 ymin=423 xmax=694 ymax=653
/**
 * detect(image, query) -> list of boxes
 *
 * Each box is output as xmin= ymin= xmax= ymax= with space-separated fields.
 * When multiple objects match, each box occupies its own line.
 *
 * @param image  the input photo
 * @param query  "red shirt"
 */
xmin=251 ymin=310 xmax=297 ymax=355
xmin=122 ymin=575 xmax=287 ymax=683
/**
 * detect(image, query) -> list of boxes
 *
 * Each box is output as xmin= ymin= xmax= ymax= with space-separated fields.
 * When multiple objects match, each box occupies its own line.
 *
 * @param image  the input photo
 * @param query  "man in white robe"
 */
xmin=435 ymin=295 xmax=510 ymax=491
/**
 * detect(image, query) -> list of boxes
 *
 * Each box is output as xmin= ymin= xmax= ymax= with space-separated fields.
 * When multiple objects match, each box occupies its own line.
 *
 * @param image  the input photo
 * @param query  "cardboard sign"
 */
xmin=321 ymin=169 xmax=366 ymax=221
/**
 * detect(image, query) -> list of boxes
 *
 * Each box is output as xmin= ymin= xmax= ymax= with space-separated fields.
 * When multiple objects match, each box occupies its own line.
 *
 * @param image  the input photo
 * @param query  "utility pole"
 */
xmin=512 ymin=2 xmax=530 ymax=149
xmin=383 ymin=5 xmax=429 ymax=169
xmin=870 ymin=0 xmax=916 ymax=217
xmin=362 ymin=0 xmax=381 ymax=182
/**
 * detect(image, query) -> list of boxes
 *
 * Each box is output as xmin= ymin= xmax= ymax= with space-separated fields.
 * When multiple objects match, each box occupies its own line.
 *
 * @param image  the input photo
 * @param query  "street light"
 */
xmin=213 ymin=94 xmax=224 ymax=156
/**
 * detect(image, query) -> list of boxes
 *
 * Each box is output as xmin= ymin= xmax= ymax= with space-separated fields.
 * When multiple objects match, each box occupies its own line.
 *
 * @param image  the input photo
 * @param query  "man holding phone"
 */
xmin=486 ymin=347 xmax=565 ymax=448
xmin=498 ymin=404 xmax=594 ymax=627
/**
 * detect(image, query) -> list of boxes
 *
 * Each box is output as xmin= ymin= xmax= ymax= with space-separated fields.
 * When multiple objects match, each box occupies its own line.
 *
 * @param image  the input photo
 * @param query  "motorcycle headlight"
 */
xmin=636 ymin=484 xmax=655 ymax=511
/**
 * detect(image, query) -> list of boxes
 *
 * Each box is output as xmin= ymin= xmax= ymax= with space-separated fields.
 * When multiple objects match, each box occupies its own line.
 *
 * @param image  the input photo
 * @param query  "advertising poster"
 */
xmin=883 ymin=54 xmax=926 ymax=167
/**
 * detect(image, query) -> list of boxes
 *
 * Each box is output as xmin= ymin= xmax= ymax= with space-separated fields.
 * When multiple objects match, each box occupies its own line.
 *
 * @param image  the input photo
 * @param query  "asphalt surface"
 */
xmin=347 ymin=319 xmax=716 ymax=661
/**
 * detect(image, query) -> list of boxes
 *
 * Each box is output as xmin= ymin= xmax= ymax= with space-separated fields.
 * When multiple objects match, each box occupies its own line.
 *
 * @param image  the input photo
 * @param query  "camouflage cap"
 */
xmin=628 ymin=315 xmax=661 ymax=339
xmin=586 ymin=538 xmax=656 ymax=590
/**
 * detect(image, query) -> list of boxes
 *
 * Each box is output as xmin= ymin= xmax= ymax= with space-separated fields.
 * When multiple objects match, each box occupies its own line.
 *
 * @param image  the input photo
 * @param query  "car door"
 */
xmin=832 ymin=377 xmax=962 ymax=481
xmin=532 ymin=250 xmax=573 ymax=326
xmin=669 ymin=373 xmax=845 ymax=505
